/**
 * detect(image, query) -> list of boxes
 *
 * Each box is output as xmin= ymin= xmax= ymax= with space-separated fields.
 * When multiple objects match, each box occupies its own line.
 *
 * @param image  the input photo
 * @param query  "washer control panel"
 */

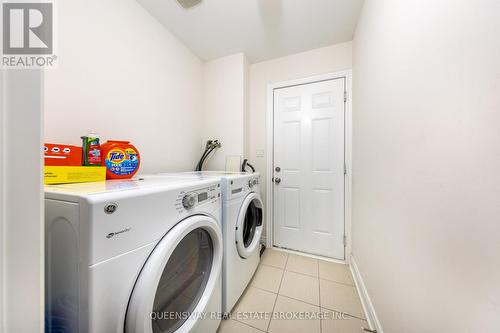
xmin=227 ymin=175 xmax=261 ymax=200
xmin=182 ymin=193 xmax=197 ymax=209
xmin=175 ymin=184 xmax=220 ymax=212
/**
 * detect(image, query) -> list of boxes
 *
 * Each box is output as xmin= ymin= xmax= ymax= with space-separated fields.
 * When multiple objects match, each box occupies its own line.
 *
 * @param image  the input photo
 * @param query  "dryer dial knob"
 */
xmin=182 ymin=193 xmax=197 ymax=209
xmin=248 ymin=180 xmax=254 ymax=188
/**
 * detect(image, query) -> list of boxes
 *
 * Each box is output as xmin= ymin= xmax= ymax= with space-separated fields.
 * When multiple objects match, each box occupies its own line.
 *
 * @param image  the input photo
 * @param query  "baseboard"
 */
xmin=350 ymin=255 xmax=384 ymax=333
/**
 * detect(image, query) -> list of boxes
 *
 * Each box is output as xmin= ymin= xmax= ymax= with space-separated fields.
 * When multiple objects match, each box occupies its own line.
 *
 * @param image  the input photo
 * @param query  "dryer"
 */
xmin=45 ymin=177 xmax=223 ymax=333
xmin=147 ymin=172 xmax=264 ymax=313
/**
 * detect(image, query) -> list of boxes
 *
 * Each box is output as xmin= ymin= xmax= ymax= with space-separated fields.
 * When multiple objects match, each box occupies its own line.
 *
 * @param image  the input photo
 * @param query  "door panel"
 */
xmin=273 ymin=78 xmax=345 ymax=259
xmin=283 ymin=188 xmax=300 ymax=229
xmin=282 ymin=121 xmax=301 ymax=168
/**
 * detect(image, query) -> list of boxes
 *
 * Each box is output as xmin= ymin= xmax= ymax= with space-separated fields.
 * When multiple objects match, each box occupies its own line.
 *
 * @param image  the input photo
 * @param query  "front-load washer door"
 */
xmin=235 ymin=192 xmax=263 ymax=259
xmin=125 ymin=215 xmax=222 ymax=333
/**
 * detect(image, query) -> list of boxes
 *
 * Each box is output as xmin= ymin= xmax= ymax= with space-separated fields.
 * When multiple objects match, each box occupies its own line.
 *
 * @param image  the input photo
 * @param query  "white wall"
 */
xmin=248 ymin=42 xmax=352 ymax=239
xmin=352 ymin=1 xmax=500 ymax=332
xmin=44 ymin=0 xmax=204 ymax=173
xmin=1 ymin=70 xmax=44 ymax=333
xmin=201 ymin=53 xmax=247 ymax=171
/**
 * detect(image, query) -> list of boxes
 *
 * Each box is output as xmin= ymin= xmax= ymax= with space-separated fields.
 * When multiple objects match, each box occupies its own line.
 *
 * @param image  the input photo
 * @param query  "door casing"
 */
xmin=265 ymin=70 xmax=352 ymax=264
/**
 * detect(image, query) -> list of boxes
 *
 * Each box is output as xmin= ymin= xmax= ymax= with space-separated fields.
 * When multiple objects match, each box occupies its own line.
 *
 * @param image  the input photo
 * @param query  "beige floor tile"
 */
xmin=285 ymin=254 xmax=319 ymax=277
xmin=321 ymin=309 xmax=368 ymax=333
xmin=217 ymin=319 xmax=264 ymax=333
xmin=319 ymin=279 xmax=365 ymax=319
xmin=318 ymin=260 xmax=354 ymax=286
xmin=268 ymin=295 xmax=321 ymax=333
xmin=279 ymin=271 xmax=319 ymax=305
xmin=261 ymin=249 xmax=288 ymax=269
xmin=251 ymin=264 xmax=284 ymax=293
xmin=231 ymin=287 xmax=277 ymax=331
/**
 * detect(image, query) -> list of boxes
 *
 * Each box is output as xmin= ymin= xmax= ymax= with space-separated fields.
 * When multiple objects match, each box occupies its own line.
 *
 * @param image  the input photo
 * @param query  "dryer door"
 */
xmin=235 ymin=192 xmax=263 ymax=259
xmin=125 ymin=215 xmax=222 ymax=333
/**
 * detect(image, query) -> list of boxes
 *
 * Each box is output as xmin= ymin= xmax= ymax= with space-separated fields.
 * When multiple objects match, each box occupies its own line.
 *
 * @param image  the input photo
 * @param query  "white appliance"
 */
xmin=148 ymin=172 xmax=263 ymax=313
xmin=45 ymin=177 xmax=223 ymax=333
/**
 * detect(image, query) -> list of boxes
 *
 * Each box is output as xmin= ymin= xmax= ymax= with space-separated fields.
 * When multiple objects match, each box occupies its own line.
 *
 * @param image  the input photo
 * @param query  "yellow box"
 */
xmin=44 ymin=166 xmax=106 ymax=185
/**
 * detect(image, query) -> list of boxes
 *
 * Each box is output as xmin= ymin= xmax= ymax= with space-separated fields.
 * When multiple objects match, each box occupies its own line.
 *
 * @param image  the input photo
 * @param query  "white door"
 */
xmin=273 ymin=78 xmax=345 ymax=259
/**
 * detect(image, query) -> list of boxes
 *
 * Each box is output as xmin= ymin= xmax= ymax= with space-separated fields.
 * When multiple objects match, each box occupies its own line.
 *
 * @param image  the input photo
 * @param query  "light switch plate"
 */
xmin=256 ymin=148 xmax=265 ymax=158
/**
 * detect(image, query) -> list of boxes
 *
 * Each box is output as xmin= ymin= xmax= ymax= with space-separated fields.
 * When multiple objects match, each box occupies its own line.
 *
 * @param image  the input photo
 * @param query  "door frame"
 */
xmin=265 ymin=70 xmax=352 ymax=263
xmin=1 ymin=70 xmax=45 ymax=332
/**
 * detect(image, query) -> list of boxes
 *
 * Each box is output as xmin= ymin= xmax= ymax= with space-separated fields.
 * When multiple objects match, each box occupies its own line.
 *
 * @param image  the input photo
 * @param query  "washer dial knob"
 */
xmin=248 ymin=180 xmax=254 ymax=188
xmin=182 ymin=193 xmax=197 ymax=209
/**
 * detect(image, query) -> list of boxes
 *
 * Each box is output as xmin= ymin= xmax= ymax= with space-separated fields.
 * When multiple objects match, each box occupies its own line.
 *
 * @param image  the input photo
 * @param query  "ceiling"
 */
xmin=137 ymin=0 xmax=364 ymax=63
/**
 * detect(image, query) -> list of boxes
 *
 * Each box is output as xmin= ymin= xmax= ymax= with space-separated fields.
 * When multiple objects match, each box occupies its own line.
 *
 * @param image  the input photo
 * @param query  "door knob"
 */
xmin=274 ymin=177 xmax=281 ymax=184
xmin=275 ymin=166 xmax=281 ymax=172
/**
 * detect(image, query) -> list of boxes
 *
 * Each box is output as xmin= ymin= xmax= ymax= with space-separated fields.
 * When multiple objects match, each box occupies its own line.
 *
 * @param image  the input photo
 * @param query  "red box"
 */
xmin=44 ymin=143 xmax=82 ymax=166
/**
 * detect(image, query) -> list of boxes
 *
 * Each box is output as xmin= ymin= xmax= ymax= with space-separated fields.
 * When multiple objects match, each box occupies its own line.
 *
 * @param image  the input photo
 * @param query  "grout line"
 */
xmin=277 ymin=293 xmax=320 ymax=309
xmin=250 ymin=284 xmax=279 ymax=295
xmin=266 ymin=253 xmax=289 ymax=332
xmin=320 ymin=307 xmax=368 ymax=323
xmin=259 ymin=262 xmax=286 ymax=270
xmin=318 ymin=277 xmax=366 ymax=320
xmin=265 ymin=252 xmax=353 ymax=283
xmin=270 ymin=246 xmax=347 ymax=265
xmin=319 ymin=304 xmax=367 ymax=321
xmin=283 ymin=265 xmax=320 ymax=279
xmin=251 ymin=285 xmax=321 ymax=309
xmin=319 ymin=277 xmax=356 ymax=288
xmin=231 ymin=318 xmax=267 ymax=333
xmin=282 ymin=266 xmax=319 ymax=279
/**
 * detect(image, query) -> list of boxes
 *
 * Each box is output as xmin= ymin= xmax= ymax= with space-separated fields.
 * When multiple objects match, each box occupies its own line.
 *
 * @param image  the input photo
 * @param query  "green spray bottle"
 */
xmin=81 ymin=133 xmax=102 ymax=166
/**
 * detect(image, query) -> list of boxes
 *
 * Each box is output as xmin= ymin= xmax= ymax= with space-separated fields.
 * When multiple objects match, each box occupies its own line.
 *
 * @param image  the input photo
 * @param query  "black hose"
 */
xmin=241 ymin=159 xmax=255 ymax=173
xmin=195 ymin=147 xmax=210 ymax=171
xmin=198 ymin=147 xmax=215 ymax=171
xmin=195 ymin=140 xmax=221 ymax=171
xmin=246 ymin=162 xmax=255 ymax=173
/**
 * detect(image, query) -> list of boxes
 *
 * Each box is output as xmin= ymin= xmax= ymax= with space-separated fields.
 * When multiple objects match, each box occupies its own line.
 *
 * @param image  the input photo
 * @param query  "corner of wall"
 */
xmin=243 ymin=54 xmax=250 ymax=159
xmin=350 ymin=255 xmax=384 ymax=333
xmin=201 ymin=53 xmax=248 ymax=171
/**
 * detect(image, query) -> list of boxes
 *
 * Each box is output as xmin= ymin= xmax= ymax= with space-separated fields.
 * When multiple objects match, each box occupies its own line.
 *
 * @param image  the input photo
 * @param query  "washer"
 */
xmin=147 ymin=172 xmax=264 ymax=313
xmin=45 ymin=177 xmax=223 ymax=333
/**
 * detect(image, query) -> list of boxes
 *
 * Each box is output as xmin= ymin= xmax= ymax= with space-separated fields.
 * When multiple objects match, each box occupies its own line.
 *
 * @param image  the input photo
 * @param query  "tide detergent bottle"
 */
xmin=101 ymin=140 xmax=140 ymax=179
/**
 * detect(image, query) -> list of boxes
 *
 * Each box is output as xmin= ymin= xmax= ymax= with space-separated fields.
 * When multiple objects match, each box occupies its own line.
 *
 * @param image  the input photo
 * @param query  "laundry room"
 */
xmin=1 ymin=1 xmax=500 ymax=333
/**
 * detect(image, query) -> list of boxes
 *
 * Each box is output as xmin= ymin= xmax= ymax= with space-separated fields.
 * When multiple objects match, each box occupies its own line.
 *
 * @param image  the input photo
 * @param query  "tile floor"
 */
xmin=218 ymin=249 xmax=368 ymax=333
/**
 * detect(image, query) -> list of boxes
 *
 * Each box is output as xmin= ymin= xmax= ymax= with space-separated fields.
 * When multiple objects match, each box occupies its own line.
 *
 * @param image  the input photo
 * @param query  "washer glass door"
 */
xmin=152 ymin=228 xmax=212 ymax=333
xmin=125 ymin=215 xmax=223 ymax=333
xmin=235 ymin=193 xmax=263 ymax=258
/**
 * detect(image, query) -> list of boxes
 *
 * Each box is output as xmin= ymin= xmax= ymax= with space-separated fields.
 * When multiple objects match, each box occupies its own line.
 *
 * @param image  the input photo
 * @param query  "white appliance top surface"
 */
xmin=156 ymin=171 xmax=259 ymax=180
xmin=44 ymin=177 xmax=219 ymax=196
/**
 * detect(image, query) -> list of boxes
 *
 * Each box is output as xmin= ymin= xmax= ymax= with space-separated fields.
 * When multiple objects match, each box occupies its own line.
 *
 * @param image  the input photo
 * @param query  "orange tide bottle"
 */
xmin=101 ymin=140 xmax=141 ymax=179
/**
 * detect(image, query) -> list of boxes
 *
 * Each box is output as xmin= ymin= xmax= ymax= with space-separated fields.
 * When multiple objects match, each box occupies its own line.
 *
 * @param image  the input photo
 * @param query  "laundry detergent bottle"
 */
xmin=101 ymin=140 xmax=140 ymax=179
